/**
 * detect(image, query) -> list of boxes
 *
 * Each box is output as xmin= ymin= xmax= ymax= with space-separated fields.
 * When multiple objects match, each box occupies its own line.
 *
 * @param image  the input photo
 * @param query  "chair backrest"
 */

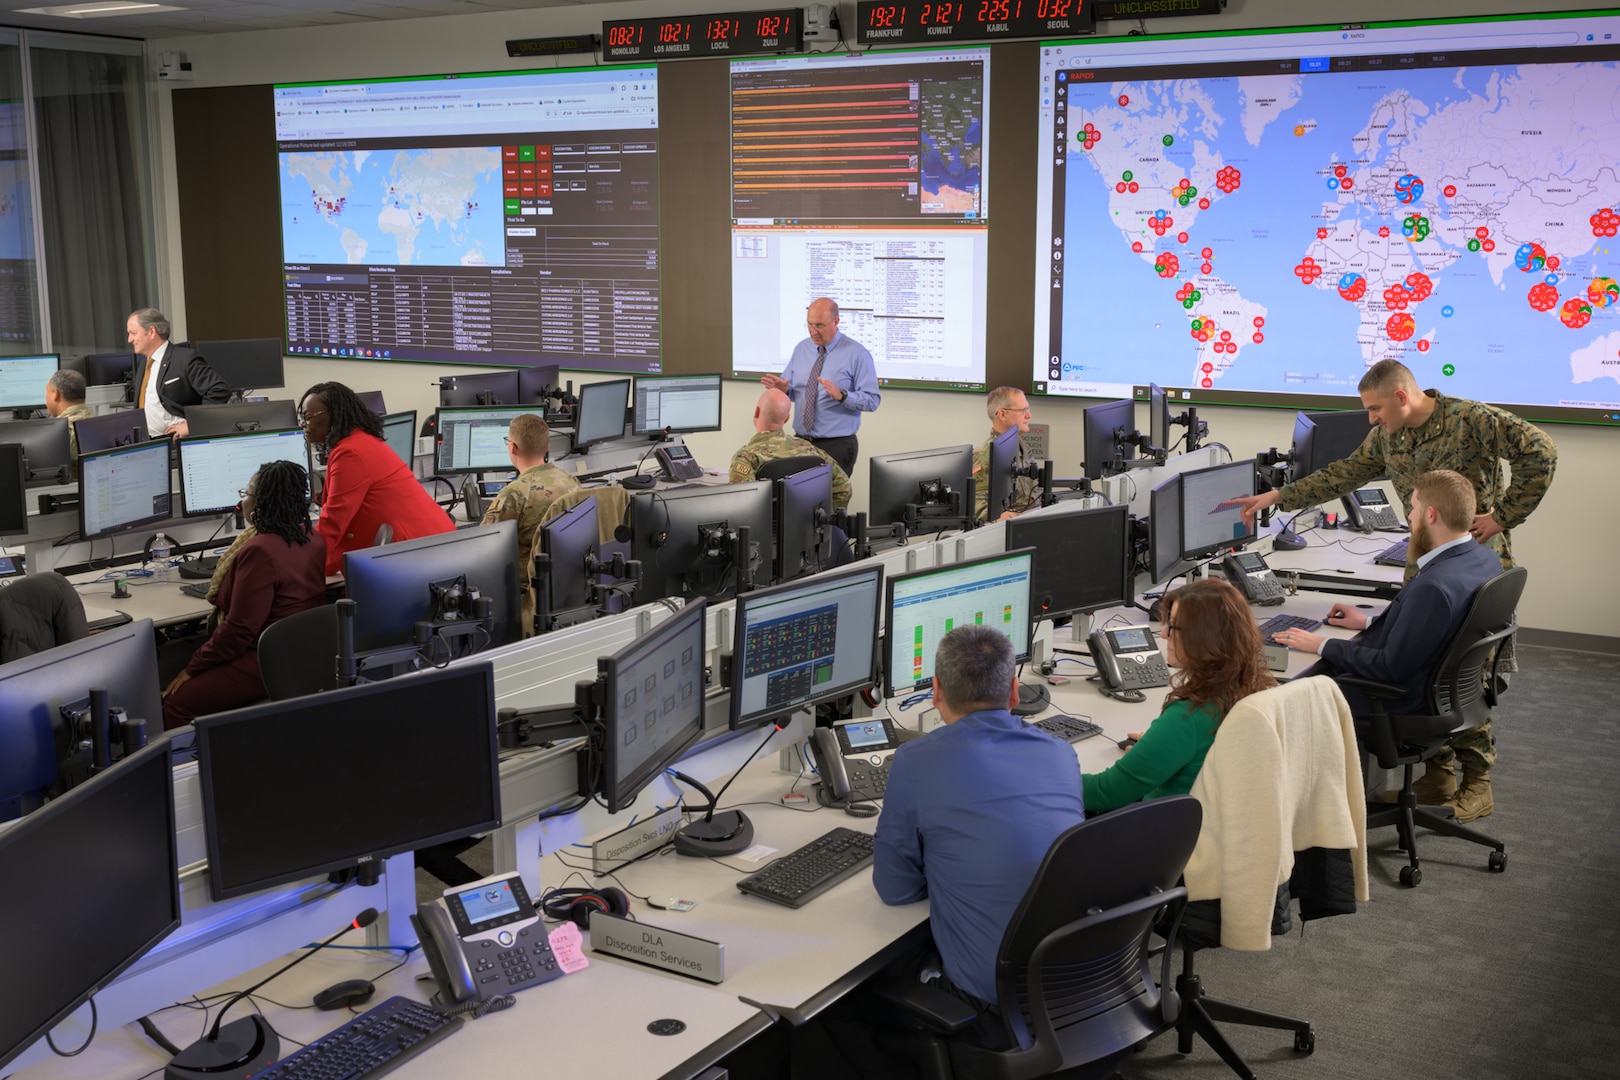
xmin=1422 ymin=565 xmax=1526 ymax=726
xmin=257 ymin=603 xmax=341 ymax=700
xmin=540 ymin=483 xmax=631 ymax=546
xmin=0 ymin=573 xmax=90 ymax=664
xmin=755 ymin=454 xmax=826 ymax=481
xmin=969 ymin=796 xmax=1201 ymax=1075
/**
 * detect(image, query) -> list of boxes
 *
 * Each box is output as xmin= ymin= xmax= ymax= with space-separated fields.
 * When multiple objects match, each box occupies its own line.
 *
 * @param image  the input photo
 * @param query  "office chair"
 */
xmin=754 ymin=454 xmax=826 ymax=481
xmin=1167 ymin=677 xmax=1367 ymax=1078
xmin=540 ymin=485 xmax=635 ymax=613
xmin=0 ymin=572 xmax=90 ymax=663
xmin=1336 ymin=565 xmax=1525 ymax=886
xmin=257 ymin=603 xmax=341 ymax=699
xmin=874 ymin=796 xmax=1202 ymax=1080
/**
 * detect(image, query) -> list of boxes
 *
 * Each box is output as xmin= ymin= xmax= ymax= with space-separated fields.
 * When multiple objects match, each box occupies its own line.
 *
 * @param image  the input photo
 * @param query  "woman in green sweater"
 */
xmin=1083 ymin=578 xmax=1276 ymax=812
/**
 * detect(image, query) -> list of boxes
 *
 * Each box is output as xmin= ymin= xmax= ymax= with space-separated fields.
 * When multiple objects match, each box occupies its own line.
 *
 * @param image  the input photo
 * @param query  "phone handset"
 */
xmin=410 ymin=902 xmax=477 ymax=1005
xmin=1086 ymin=626 xmax=1170 ymax=698
xmin=810 ymin=727 xmax=854 ymax=800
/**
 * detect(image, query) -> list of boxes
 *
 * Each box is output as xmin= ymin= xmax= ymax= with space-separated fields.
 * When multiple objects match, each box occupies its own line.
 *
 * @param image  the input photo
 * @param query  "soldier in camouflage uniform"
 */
xmin=46 ymin=369 xmax=97 ymax=461
xmin=1230 ymin=359 xmax=1557 ymax=824
xmin=730 ymin=389 xmax=852 ymax=512
xmin=481 ymin=413 xmax=582 ymax=638
xmin=973 ymin=386 xmax=1041 ymax=523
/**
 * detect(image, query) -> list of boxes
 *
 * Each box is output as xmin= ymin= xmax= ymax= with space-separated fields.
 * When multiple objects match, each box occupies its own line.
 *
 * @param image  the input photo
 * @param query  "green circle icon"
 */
xmin=1442 ymin=364 xmax=1456 ymax=376
xmin=1122 ymin=170 xmax=1133 ymax=181
xmin=1162 ymin=134 xmax=1174 ymax=146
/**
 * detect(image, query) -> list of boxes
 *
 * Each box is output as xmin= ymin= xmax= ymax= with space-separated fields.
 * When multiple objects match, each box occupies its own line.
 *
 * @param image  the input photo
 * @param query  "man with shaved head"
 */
xmin=730 ymin=388 xmax=851 ymax=511
xmin=761 ymin=296 xmax=880 ymax=476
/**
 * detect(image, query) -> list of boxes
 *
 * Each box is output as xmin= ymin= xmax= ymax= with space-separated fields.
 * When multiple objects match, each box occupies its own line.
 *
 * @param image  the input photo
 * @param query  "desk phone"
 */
xmin=412 ymin=871 xmax=563 ymax=1003
xmin=1222 ymin=550 xmax=1286 ymax=606
xmin=1087 ymin=626 xmax=1170 ymax=693
xmin=811 ymin=717 xmax=900 ymax=805
xmin=655 ymin=444 xmax=704 ymax=482
xmin=1342 ymin=487 xmax=1406 ymax=533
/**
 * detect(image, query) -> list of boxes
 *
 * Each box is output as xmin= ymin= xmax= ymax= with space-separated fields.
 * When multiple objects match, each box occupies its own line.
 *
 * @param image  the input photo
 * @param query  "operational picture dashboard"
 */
xmin=1034 ymin=9 xmax=1620 ymax=426
xmin=729 ymin=48 xmax=990 ymax=391
xmin=274 ymin=66 xmax=661 ymax=374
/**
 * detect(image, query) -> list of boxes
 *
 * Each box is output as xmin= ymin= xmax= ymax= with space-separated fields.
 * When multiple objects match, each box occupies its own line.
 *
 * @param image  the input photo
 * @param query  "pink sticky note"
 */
xmin=548 ymin=921 xmax=589 ymax=974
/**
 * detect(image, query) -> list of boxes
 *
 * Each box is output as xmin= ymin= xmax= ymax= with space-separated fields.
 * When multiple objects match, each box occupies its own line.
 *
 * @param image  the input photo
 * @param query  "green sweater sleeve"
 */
xmin=1083 ymin=699 xmax=1222 ymax=812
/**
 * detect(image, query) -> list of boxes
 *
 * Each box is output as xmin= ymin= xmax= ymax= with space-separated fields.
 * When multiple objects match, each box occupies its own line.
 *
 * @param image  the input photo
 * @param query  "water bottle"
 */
xmin=150 ymin=532 xmax=174 ymax=583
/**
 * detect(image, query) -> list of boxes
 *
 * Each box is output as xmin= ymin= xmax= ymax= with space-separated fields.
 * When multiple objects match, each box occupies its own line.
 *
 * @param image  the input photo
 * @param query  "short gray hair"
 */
xmin=48 ymin=368 xmax=86 ymax=402
xmin=129 ymin=308 xmax=171 ymax=340
xmin=986 ymin=385 xmax=1024 ymax=420
xmin=935 ymin=625 xmax=1016 ymax=712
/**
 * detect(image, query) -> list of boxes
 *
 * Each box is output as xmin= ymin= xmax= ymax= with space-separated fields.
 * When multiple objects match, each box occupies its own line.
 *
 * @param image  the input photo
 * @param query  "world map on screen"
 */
xmin=280 ymin=147 xmax=504 ymax=267
xmin=1055 ymin=58 xmax=1620 ymax=410
xmin=919 ymin=80 xmax=982 ymax=217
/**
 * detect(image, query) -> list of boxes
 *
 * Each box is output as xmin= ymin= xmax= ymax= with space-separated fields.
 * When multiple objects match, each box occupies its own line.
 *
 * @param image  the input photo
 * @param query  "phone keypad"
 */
xmin=468 ymin=927 xmax=563 ymax=993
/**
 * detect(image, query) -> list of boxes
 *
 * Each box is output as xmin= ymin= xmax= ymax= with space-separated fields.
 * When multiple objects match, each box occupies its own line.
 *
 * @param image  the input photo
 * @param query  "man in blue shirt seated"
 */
xmin=873 ymin=624 xmax=1085 ymax=1047
xmin=1273 ymin=469 xmax=1504 ymax=815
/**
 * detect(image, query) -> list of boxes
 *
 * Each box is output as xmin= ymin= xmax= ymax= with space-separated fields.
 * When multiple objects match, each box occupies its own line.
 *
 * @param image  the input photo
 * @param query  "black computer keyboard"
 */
xmin=737 ymin=826 xmax=875 ymax=909
xmin=1257 ymin=613 xmax=1323 ymax=643
xmin=1373 ymin=540 xmax=1409 ymax=567
xmin=1035 ymin=713 xmax=1103 ymax=743
xmin=180 ymin=581 xmax=211 ymax=599
xmin=250 ymin=996 xmax=462 ymax=1080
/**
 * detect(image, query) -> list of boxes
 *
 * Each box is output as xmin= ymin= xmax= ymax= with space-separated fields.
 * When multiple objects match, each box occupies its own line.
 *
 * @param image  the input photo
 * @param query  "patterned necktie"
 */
xmin=801 ymin=344 xmax=827 ymax=433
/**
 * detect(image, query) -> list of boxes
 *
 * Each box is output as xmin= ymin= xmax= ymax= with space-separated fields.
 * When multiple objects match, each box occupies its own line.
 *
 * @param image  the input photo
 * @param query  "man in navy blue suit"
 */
xmin=1273 ymin=469 xmax=1503 ymax=718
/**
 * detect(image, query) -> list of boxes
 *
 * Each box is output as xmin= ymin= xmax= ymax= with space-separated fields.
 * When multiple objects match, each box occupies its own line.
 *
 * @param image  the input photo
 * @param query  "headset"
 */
xmin=540 ymin=886 xmax=630 ymax=930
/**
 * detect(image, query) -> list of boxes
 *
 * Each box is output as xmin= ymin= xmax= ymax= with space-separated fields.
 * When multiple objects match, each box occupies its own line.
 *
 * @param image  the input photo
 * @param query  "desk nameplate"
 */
xmin=590 ymin=911 xmax=725 ymax=984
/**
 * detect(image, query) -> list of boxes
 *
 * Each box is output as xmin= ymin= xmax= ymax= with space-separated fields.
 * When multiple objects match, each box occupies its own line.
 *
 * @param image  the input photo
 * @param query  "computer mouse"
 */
xmin=1117 ymin=736 xmax=1139 ymax=751
xmin=312 ymin=978 xmax=376 ymax=1011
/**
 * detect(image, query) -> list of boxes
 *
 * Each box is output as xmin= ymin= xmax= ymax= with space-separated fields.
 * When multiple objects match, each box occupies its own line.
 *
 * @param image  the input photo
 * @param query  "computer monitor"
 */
xmin=731 ymin=563 xmax=883 ymax=732
xmin=1081 ymin=397 xmax=1137 ymax=480
xmin=1150 ymin=383 xmax=1172 ymax=453
xmin=537 ymin=494 xmax=599 ymax=632
xmin=884 ymin=548 xmax=1035 ymax=697
xmin=1005 ymin=503 xmax=1132 ymax=622
xmin=775 ymin=463 xmax=834 ymax=581
xmin=867 ymin=444 xmax=975 ymax=533
xmin=80 ymin=441 xmax=174 ymax=540
xmin=82 ymin=352 xmax=136 ymax=389
xmin=0 ymin=619 xmax=164 ymax=821
xmin=71 ymin=410 xmax=149 ymax=457
xmin=381 ymin=409 xmax=416 ymax=465
xmin=1289 ymin=409 xmax=1373 ymax=483
xmin=985 ymin=425 xmax=1022 ymax=521
xmin=632 ymin=374 xmax=723 ymax=436
xmin=597 ymin=599 xmax=707 ymax=814
xmin=516 ymin=364 xmax=561 ymax=406
xmin=439 ymin=370 xmax=519 ymax=407
xmin=1150 ymin=471 xmax=1190 ymax=585
xmin=194 ymin=338 xmax=285 ymax=393
xmin=196 ymin=662 xmax=500 ymax=901
xmin=184 ymin=400 xmax=298 ymax=437
xmin=0 ymin=354 xmax=58 ymax=411
xmin=0 ymin=739 xmax=180 ymax=1073
xmin=1179 ymin=459 xmax=1259 ymax=561
xmin=627 ymin=481 xmax=775 ymax=602
xmin=0 ymin=444 xmax=25 ymax=536
xmin=356 ymin=389 xmax=387 ymax=414
xmin=434 ymin=405 xmax=531 ymax=475
xmin=342 ymin=520 xmax=521 ymax=653
xmin=178 ymin=428 xmax=310 ymax=518
xmin=0 ymin=417 xmax=71 ymax=486
xmin=574 ymin=378 xmax=632 ymax=449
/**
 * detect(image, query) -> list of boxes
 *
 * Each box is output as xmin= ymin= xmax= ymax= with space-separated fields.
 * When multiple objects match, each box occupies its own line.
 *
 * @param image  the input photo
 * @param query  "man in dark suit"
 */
xmin=1273 ymin=468 xmax=1503 ymax=718
xmin=126 ymin=307 xmax=229 ymax=438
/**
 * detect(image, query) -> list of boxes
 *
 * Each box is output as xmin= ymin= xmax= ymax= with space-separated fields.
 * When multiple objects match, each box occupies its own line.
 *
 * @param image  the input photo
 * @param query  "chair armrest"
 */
xmin=871 ymin=976 xmax=979 ymax=1036
xmin=1333 ymin=674 xmax=1405 ymax=703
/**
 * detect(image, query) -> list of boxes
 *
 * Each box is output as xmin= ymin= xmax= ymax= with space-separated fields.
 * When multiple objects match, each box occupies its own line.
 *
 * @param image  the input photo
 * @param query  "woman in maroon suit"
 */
xmin=300 ymin=381 xmax=452 ymax=575
xmin=162 ymin=461 xmax=328 ymax=727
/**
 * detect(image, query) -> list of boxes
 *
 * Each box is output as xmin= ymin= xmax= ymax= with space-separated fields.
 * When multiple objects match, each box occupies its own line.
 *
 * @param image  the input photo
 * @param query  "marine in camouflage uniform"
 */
xmin=729 ymin=429 xmax=852 ymax=512
xmin=1274 ymin=387 xmax=1557 ymax=817
xmin=972 ymin=433 xmax=1040 ymax=523
xmin=481 ymin=461 xmax=583 ymax=637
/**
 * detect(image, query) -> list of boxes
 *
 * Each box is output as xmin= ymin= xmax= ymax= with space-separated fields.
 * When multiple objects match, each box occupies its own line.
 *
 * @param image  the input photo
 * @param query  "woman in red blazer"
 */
xmin=300 ymin=381 xmax=453 ymax=575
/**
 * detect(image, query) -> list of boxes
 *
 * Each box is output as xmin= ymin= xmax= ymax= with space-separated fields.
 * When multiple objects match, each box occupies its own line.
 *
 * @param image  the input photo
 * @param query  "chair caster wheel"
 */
xmin=1488 ymin=851 xmax=1506 ymax=872
xmin=1399 ymin=865 xmax=1422 ymax=887
xmin=1294 ymin=1028 xmax=1315 ymax=1054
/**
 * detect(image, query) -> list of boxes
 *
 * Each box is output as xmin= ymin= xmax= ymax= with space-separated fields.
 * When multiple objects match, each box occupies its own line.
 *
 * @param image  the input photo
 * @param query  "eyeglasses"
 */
xmin=502 ymin=436 xmax=513 ymax=446
xmin=1159 ymin=624 xmax=1179 ymax=636
xmin=297 ymin=409 xmax=327 ymax=426
xmin=999 ymin=406 xmax=1033 ymax=417
xmin=238 ymin=488 xmax=255 ymax=500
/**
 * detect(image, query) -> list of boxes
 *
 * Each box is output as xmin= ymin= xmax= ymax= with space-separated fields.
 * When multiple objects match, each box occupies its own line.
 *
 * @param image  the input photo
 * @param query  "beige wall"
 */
xmin=153 ymin=1 xmax=1620 ymax=640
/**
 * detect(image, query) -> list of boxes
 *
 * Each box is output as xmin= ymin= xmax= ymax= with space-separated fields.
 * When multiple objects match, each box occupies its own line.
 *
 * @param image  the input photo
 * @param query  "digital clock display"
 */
xmin=856 ymin=0 xmax=1096 ymax=44
xmin=603 ymin=9 xmax=804 ymax=60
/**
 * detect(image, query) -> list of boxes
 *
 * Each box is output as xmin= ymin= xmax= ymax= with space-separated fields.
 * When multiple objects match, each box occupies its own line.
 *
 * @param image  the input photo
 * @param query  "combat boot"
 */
xmin=1378 ymin=759 xmax=1456 ymax=804
xmin=1445 ymin=767 xmax=1493 ymax=823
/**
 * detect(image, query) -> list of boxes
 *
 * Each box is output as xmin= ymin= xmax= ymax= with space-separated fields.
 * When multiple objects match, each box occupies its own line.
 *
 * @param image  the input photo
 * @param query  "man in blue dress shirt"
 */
xmin=761 ymin=296 xmax=880 ymax=477
xmin=874 ymin=625 xmax=1085 ymax=1048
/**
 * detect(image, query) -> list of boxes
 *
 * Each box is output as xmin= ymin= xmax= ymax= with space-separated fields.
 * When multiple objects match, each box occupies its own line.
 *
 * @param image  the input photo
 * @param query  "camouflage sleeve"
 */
xmin=729 ymin=448 xmax=756 ymax=485
xmin=1490 ymin=407 xmax=1557 ymax=530
xmin=1276 ymin=427 xmax=1385 ymax=511
xmin=829 ymin=460 xmax=852 ymax=512
xmin=480 ymin=485 xmax=521 ymax=527
xmin=971 ymin=440 xmax=990 ymax=524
